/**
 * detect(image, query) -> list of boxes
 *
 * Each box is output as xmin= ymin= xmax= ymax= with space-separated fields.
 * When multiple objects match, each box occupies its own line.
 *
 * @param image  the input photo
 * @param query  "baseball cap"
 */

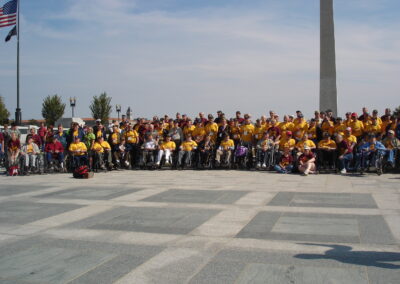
xmin=351 ymin=113 xmax=357 ymax=117
xmin=388 ymin=130 xmax=395 ymax=134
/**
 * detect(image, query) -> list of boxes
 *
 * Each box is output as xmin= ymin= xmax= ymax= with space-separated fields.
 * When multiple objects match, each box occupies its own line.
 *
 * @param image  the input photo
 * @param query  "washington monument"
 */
xmin=320 ymin=0 xmax=338 ymax=116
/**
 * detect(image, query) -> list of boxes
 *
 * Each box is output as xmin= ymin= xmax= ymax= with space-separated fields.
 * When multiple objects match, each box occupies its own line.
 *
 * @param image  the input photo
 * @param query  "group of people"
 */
xmin=1 ymin=107 xmax=399 ymax=176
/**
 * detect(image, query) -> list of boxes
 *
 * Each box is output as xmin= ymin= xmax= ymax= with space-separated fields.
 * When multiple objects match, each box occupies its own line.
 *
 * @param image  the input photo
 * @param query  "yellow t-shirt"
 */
xmin=183 ymin=125 xmax=196 ymax=138
xmin=321 ymin=120 xmax=334 ymax=135
xmin=110 ymin=132 xmax=120 ymax=145
xmin=254 ymin=126 xmax=266 ymax=140
xmin=344 ymin=134 xmax=357 ymax=145
xmin=240 ymin=124 xmax=255 ymax=142
xmin=279 ymin=138 xmax=296 ymax=150
xmin=278 ymin=122 xmax=294 ymax=139
xmin=220 ymin=139 xmax=234 ymax=150
xmin=69 ymin=142 xmax=87 ymax=156
xmin=124 ymin=130 xmax=139 ymax=144
xmin=205 ymin=123 xmax=218 ymax=140
xmin=365 ymin=124 xmax=381 ymax=135
xmin=306 ymin=126 xmax=317 ymax=140
xmin=96 ymin=130 xmax=103 ymax=138
xmin=295 ymin=140 xmax=316 ymax=152
xmin=192 ymin=126 xmax=206 ymax=139
xmin=334 ymin=123 xmax=346 ymax=136
xmin=350 ymin=120 xmax=364 ymax=137
xmin=26 ymin=144 xmax=34 ymax=154
xmin=231 ymin=126 xmax=241 ymax=140
xmin=160 ymin=141 xmax=176 ymax=151
xmin=92 ymin=141 xmax=110 ymax=153
xmin=318 ymin=139 xmax=337 ymax=149
xmin=181 ymin=141 xmax=197 ymax=151
xmin=293 ymin=119 xmax=308 ymax=139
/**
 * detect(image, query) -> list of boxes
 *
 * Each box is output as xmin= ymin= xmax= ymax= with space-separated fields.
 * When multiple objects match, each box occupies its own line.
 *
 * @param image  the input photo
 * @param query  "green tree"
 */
xmin=394 ymin=106 xmax=400 ymax=117
xmin=41 ymin=95 xmax=65 ymax=126
xmin=89 ymin=92 xmax=112 ymax=125
xmin=0 ymin=96 xmax=10 ymax=125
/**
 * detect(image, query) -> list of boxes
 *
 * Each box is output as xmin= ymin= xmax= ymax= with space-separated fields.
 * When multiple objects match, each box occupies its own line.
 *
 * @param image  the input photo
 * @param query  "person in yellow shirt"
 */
xmin=192 ymin=120 xmax=207 ymax=142
xmin=349 ymin=113 xmax=364 ymax=138
xmin=344 ymin=112 xmax=352 ymax=127
xmin=215 ymin=135 xmax=234 ymax=166
xmin=69 ymin=137 xmax=88 ymax=166
xmin=333 ymin=117 xmax=346 ymax=136
xmin=178 ymin=135 xmax=197 ymax=168
xmin=253 ymin=119 xmax=265 ymax=143
xmin=124 ymin=124 xmax=139 ymax=167
xmin=205 ymin=114 xmax=218 ymax=142
xmin=365 ymin=117 xmax=381 ymax=137
xmin=317 ymin=132 xmax=337 ymax=170
xmin=295 ymin=134 xmax=316 ymax=156
xmin=278 ymin=131 xmax=296 ymax=151
xmin=240 ymin=117 xmax=255 ymax=144
xmin=230 ymin=119 xmax=241 ymax=145
xmin=278 ymin=115 xmax=294 ymax=140
xmin=92 ymin=137 xmax=112 ymax=170
xmin=293 ymin=112 xmax=308 ymax=141
xmin=306 ymin=119 xmax=317 ymax=142
xmin=183 ymin=119 xmax=196 ymax=139
xmin=380 ymin=115 xmax=392 ymax=135
xmin=156 ymin=135 xmax=176 ymax=166
xmin=321 ymin=117 xmax=334 ymax=136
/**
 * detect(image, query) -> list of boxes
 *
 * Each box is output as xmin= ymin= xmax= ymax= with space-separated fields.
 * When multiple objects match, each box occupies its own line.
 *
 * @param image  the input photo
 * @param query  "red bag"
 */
xmin=73 ymin=165 xmax=93 ymax=179
xmin=8 ymin=165 xmax=19 ymax=176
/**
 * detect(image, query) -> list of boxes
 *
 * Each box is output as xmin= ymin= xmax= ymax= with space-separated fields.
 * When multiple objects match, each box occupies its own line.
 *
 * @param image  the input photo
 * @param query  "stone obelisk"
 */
xmin=320 ymin=0 xmax=338 ymax=116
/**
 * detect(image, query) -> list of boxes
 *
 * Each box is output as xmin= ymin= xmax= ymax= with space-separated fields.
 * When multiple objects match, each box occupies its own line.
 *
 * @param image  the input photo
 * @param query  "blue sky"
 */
xmin=0 ymin=0 xmax=399 ymax=120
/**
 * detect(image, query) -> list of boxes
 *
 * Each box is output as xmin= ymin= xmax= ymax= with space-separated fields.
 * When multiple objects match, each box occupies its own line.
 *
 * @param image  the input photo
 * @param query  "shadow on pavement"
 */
xmin=294 ymin=244 xmax=400 ymax=269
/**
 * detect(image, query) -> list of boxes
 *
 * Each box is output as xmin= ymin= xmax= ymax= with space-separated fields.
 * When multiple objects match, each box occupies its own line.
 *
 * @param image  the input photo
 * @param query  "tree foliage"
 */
xmin=0 ymin=96 xmax=10 ymax=125
xmin=89 ymin=92 xmax=112 ymax=125
xmin=41 ymin=95 xmax=65 ymax=126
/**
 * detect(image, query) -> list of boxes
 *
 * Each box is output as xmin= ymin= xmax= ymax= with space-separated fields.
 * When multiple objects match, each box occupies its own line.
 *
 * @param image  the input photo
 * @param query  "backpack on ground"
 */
xmin=73 ymin=165 xmax=94 ymax=179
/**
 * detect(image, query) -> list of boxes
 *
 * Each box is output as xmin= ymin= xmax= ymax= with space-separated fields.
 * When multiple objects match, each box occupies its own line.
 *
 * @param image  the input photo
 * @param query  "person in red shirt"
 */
xmin=7 ymin=132 xmax=21 ymax=167
xmin=274 ymin=146 xmax=293 ymax=174
xmin=298 ymin=146 xmax=316 ymax=176
xmin=45 ymin=137 xmax=65 ymax=170
xmin=26 ymin=128 xmax=42 ymax=148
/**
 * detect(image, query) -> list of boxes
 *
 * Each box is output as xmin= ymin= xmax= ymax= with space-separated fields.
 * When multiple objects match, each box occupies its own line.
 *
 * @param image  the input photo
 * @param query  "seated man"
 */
xmin=255 ymin=133 xmax=275 ymax=168
xmin=317 ymin=132 xmax=337 ymax=170
xmin=336 ymin=134 xmax=353 ymax=174
xmin=215 ymin=134 xmax=234 ymax=166
xmin=92 ymin=136 xmax=112 ymax=170
xmin=68 ymin=136 xmax=88 ymax=167
xmin=196 ymin=134 xmax=214 ymax=168
xmin=7 ymin=132 xmax=20 ymax=167
xmin=274 ymin=146 xmax=294 ymax=174
xmin=157 ymin=135 xmax=176 ymax=166
xmin=141 ymin=134 xmax=158 ymax=166
xmin=178 ymin=135 xmax=197 ymax=168
xmin=359 ymin=134 xmax=386 ymax=171
xmin=382 ymin=130 xmax=400 ymax=169
xmin=45 ymin=137 xmax=65 ymax=170
xmin=21 ymin=137 xmax=40 ymax=173
xmin=295 ymin=134 xmax=316 ymax=157
xmin=298 ymin=146 xmax=317 ymax=176
xmin=278 ymin=131 xmax=296 ymax=152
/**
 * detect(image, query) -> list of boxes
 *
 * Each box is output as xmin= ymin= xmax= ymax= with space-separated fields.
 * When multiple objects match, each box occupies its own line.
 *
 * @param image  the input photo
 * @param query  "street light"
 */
xmin=70 ymin=97 xmax=76 ymax=118
xmin=116 ymin=104 xmax=122 ymax=122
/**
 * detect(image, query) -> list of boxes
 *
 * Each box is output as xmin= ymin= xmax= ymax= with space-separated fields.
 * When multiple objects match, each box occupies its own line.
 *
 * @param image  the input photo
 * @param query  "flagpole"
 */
xmin=15 ymin=0 xmax=21 ymax=125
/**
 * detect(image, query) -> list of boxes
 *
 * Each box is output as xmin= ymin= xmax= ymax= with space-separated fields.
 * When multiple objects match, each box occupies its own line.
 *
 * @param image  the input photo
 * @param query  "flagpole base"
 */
xmin=15 ymin=108 xmax=21 ymax=126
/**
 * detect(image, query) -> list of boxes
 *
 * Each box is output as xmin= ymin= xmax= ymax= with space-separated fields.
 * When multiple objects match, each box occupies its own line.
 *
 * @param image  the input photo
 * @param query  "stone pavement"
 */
xmin=0 ymin=171 xmax=399 ymax=283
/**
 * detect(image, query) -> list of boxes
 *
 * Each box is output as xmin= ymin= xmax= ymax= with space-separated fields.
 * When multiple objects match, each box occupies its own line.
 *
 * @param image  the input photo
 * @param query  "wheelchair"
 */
xmin=357 ymin=150 xmax=385 ymax=175
xmin=233 ymin=144 xmax=251 ymax=170
xmin=214 ymin=149 xmax=232 ymax=169
xmin=19 ymin=153 xmax=44 ymax=175
xmin=140 ymin=149 xmax=158 ymax=170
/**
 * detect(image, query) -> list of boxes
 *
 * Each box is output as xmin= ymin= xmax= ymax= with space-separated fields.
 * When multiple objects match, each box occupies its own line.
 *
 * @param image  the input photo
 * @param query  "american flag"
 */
xmin=0 ymin=0 xmax=17 ymax=28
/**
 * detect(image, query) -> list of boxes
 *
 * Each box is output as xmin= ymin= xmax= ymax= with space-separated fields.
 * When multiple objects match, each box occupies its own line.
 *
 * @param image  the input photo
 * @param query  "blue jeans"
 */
xmin=47 ymin=152 xmax=64 ymax=164
xmin=385 ymin=149 xmax=396 ymax=165
xmin=338 ymin=153 xmax=353 ymax=170
xmin=274 ymin=164 xmax=293 ymax=174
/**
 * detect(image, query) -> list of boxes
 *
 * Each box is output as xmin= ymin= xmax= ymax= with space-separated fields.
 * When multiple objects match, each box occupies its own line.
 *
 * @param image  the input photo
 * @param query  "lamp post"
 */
xmin=70 ymin=97 xmax=76 ymax=118
xmin=116 ymin=105 xmax=122 ymax=122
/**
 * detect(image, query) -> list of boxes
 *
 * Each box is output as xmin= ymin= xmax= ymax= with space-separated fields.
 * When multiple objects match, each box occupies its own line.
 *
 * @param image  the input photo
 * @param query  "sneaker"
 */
xmin=262 ymin=163 xmax=267 ymax=168
xmin=125 ymin=161 xmax=130 ymax=167
xmin=340 ymin=168 xmax=347 ymax=174
xmin=256 ymin=163 xmax=261 ymax=168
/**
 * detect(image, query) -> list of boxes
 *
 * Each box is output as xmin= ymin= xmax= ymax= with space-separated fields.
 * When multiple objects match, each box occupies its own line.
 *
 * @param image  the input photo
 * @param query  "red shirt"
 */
xmin=8 ymin=139 xmax=21 ymax=151
xmin=45 ymin=141 xmax=64 ymax=153
xmin=299 ymin=152 xmax=315 ymax=163
xmin=279 ymin=154 xmax=293 ymax=167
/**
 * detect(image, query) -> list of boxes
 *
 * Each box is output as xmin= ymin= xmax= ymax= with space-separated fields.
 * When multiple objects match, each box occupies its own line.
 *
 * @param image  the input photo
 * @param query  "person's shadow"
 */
xmin=294 ymin=244 xmax=400 ymax=269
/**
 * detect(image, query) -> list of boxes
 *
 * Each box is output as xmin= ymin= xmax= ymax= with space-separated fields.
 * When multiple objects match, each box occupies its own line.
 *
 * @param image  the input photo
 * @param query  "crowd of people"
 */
xmin=1 ymin=107 xmax=399 ymax=176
